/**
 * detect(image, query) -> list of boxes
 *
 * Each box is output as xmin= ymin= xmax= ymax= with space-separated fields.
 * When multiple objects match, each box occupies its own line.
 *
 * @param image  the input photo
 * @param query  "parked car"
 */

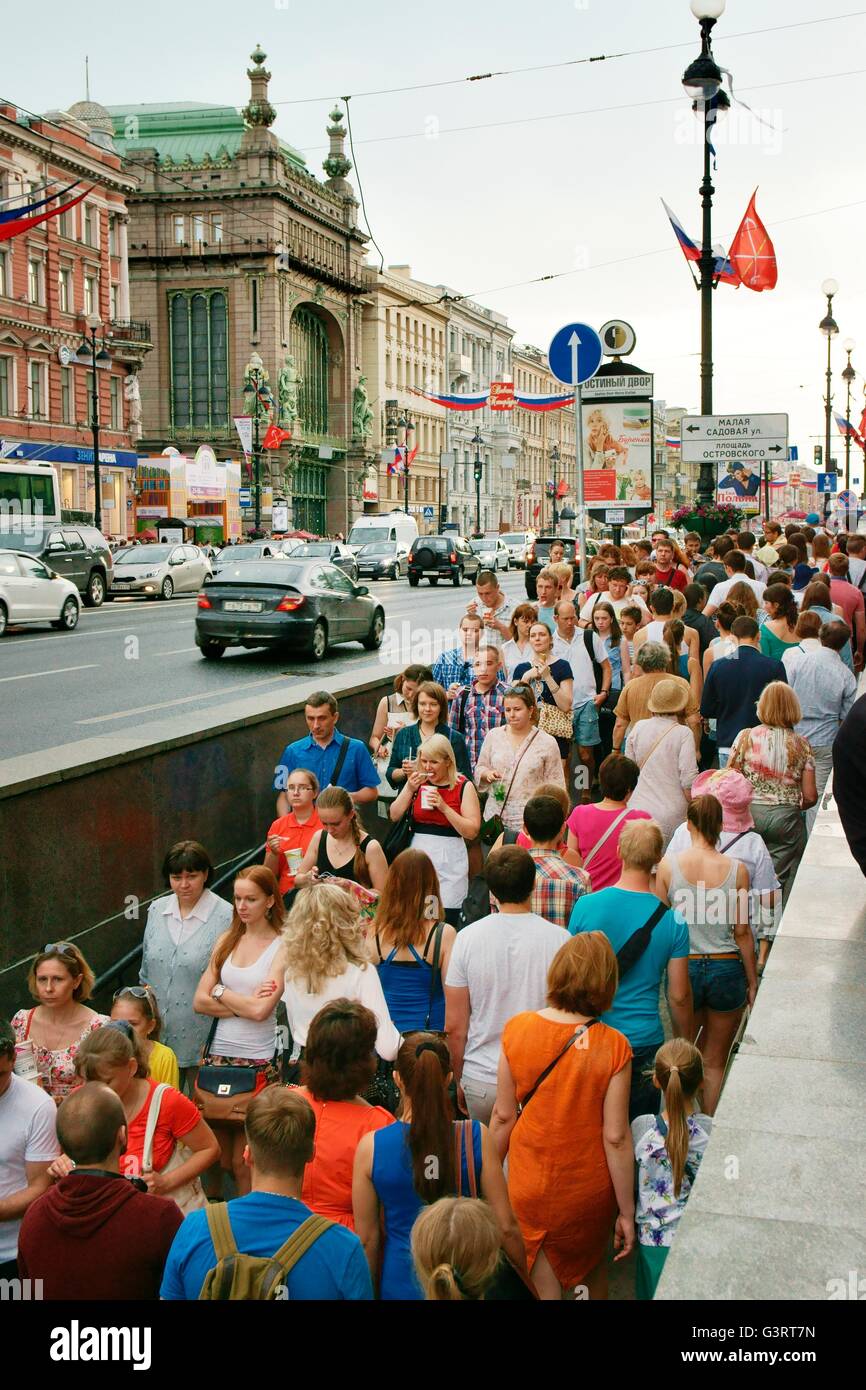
xmin=195 ymin=559 xmax=385 ymax=662
xmin=210 ymin=540 xmax=282 ymax=575
xmin=356 ymin=541 xmax=406 ymax=581
xmin=0 ymin=525 xmax=114 ymax=608
xmin=470 ymin=536 xmax=511 ymax=572
xmin=524 ymin=535 xmax=599 ymax=599
xmin=110 ymin=543 xmax=211 ymax=599
xmin=289 ymin=541 xmax=359 ymax=583
xmin=0 ymin=549 xmax=80 ymax=635
xmin=498 ymin=531 xmax=530 ymax=569
xmin=407 ymin=534 xmax=480 ymax=587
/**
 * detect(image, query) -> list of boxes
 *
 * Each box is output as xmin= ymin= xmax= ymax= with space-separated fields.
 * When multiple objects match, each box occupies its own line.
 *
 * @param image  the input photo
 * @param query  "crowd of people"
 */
xmin=2 ymin=521 xmax=862 ymax=1303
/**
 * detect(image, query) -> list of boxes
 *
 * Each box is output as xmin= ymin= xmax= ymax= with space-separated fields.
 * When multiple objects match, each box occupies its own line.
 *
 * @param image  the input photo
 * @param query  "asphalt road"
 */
xmin=0 ymin=569 xmax=529 ymax=760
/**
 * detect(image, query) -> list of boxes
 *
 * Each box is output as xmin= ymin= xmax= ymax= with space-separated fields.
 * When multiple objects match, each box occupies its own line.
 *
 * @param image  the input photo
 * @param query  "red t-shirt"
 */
xmin=829 ymin=578 xmax=864 ymax=636
xmin=297 ymin=1088 xmax=394 ymax=1228
xmin=121 ymin=1078 xmax=200 ymax=1177
xmin=654 ymin=565 xmax=688 ymax=593
xmin=267 ymin=809 xmax=323 ymax=894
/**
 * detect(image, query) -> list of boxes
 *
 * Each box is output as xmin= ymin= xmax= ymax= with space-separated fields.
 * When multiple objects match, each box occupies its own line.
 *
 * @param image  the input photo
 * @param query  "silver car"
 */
xmin=110 ymin=543 xmax=212 ymax=600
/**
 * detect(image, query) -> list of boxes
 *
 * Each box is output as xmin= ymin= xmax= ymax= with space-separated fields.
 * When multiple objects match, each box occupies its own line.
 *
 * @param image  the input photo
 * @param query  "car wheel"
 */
xmin=0 ymin=602 xmax=7 ymax=637
xmin=308 ymin=619 xmax=328 ymax=661
xmin=408 ymin=575 xmax=419 ymax=587
xmin=199 ymin=641 xmax=226 ymax=660
xmin=83 ymin=570 xmax=105 ymax=607
xmin=452 ymin=566 xmax=462 ymax=587
xmin=429 ymin=576 xmax=439 ymax=586
xmin=363 ymin=609 xmax=385 ymax=650
xmin=160 ymin=577 xmax=174 ymax=601
xmin=51 ymin=597 xmax=80 ymax=631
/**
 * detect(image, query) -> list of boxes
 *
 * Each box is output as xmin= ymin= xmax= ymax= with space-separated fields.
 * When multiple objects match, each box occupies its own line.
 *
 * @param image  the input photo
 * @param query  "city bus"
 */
xmin=0 ymin=460 xmax=61 ymax=538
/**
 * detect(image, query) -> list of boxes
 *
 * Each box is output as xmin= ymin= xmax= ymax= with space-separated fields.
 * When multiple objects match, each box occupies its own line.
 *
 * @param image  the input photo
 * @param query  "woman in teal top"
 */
xmin=759 ymin=585 xmax=800 ymax=661
xmin=386 ymin=680 xmax=471 ymax=788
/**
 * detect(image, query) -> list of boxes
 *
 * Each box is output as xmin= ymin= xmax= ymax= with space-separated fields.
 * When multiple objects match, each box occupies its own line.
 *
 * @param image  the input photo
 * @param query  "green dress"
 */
xmin=759 ymin=625 xmax=799 ymax=661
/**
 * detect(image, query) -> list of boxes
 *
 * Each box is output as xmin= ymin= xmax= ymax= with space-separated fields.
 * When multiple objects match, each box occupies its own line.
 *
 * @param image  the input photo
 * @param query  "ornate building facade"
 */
xmin=108 ymin=47 xmax=370 ymax=536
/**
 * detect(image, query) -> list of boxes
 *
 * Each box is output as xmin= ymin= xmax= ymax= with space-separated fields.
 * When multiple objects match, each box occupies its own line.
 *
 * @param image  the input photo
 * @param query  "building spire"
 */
xmin=323 ymin=106 xmax=352 ymax=192
xmin=241 ymin=44 xmax=276 ymax=129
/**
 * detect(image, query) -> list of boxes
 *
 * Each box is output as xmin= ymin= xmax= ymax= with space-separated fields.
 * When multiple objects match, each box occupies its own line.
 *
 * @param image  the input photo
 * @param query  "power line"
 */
xmin=343 ymin=96 xmax=384 ymax=273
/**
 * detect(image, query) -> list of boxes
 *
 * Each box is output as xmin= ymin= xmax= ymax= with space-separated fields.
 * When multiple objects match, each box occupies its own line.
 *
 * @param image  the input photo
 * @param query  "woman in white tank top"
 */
xmin=194 ymin=865 xmax=288 ymax=1195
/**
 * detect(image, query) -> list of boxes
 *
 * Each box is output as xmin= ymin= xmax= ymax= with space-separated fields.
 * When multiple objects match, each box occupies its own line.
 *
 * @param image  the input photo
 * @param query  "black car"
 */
xmin=209 ymin=540 xmax=282 ymax=576
xmin=524 ymin=535 xmax=598 ymax=599
xmin=289 ymin=541 xmax=358 ymax=583
xmin=0 ymin=524 xmax=113 ymax=607
xmin=407 ymin=534 xmax=479 ymax=587
xmin=194 ymin=558 xmax=385 ymax=662
xmin=355 ymin=541 xmax=406 ymax=581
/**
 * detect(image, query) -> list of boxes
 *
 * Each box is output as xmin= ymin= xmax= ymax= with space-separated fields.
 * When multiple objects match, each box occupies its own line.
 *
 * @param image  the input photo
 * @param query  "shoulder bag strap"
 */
xmin=615 ymin=902 xmax=668 ymax=979
xmin=330 ymin=735 xmax=350 ymax=788
xmin=457 ymin=687 xmax=470 ymax=734
xmin=423 ymin=923 xmax=444 ymax=1030
xmin=582 ymin=807 xmax=630 ymax=870
xmin=142 ymin=1082 xmax=169 ymax=1173
xmin=201 ymin=1014 xmax=219 ymax=1060
xmin=518 ymin=1018 xmax=599 ymax=1115
xmin=637 ymin=723 xmax=678 ymax=769
xmin=454 ymin=1120 xmax=465 ymax=1197
xmin=205 ymin=1201 xmax=238 ymax=1264
xmin=454 ymin=1119 xmax=478 ymax=1198
xmin=25 ymin=1007 xmax=35 ymax=1039
xmin=500 ymin=729 xmax=539 ymax=819
xmin=720 ymin=829 xmax=750 ymax=853
xmin=271 ymin=1214 xmax=335 ymax=1274
xmin=583 ymin=627 xmax=603 ymax=691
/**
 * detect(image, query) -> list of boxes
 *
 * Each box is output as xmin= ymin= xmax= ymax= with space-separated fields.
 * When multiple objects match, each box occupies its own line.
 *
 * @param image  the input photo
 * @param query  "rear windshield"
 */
xmin=413 ymin=538 xmax=449 ymax=552
xmin=208 ymin=562 xmax=303 ymax=586
xmin=500 ymin=534 xmax=525 ymax=545
xmin=536 ymin=539 xmax=576 ymax=558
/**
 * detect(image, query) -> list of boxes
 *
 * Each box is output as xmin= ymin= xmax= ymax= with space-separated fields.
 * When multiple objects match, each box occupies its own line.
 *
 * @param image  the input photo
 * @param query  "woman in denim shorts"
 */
xmin=656 ymin=794 xmax=758 ymax=1115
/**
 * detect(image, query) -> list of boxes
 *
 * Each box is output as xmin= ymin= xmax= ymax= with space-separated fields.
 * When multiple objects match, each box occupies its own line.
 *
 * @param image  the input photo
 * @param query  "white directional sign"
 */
xmin=680 ymin=413 xmax=788 ymax=464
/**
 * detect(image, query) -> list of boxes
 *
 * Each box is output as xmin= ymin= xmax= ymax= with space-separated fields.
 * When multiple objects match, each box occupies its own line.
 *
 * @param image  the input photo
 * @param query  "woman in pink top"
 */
xmin=566 ymin=753 xmax=650 ymax=890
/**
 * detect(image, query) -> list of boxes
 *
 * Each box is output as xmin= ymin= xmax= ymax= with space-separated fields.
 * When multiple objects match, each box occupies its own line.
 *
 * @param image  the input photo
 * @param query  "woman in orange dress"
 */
xmin=491 ymin=932 xmax=634 ymax=1299
xmin=294 ymin=999 xmax=394 ymax=1229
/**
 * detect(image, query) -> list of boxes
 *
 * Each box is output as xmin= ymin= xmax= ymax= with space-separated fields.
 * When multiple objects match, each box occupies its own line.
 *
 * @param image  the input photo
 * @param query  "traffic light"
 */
xmin=474 ymin=465 xmax=483 ymax=483
xmin=814 ymin=444 xmax=823 ymax=468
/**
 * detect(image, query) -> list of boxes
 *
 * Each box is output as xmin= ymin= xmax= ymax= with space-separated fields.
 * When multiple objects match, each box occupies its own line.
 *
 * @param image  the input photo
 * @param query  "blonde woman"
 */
xmin=585 ymin=407 xmax=628 ymax=463
xmin=281 ymin=883 xmax=401 ymax=1063
xmin=295 ymin=786 xmax=388 ymax=891
xmin=411 ymin=1198 xmax=502 ymax=1301
xmin=389 ymin=735 xmax=481 ymax=926
xmin=549 ymin=561 xmax=578 ymax=605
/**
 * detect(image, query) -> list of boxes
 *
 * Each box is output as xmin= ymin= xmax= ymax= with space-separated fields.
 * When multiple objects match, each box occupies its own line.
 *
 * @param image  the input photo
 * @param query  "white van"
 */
xmin=347 ymin=511 xmax=419 ymax=557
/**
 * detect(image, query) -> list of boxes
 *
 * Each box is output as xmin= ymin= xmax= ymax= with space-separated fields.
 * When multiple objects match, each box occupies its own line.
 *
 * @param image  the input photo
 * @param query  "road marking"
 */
xmin=152 ymin=646 xmax=199 ymax=656
xmin=0 ymin=663 xmax=99 ymax=684
xmin=75 ymin=672 xmax=291 ymax=724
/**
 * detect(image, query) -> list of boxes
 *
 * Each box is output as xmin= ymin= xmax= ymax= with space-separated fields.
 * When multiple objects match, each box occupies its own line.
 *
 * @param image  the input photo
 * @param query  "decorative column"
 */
xmin=117 ymin=215 xmax=131 ymax=321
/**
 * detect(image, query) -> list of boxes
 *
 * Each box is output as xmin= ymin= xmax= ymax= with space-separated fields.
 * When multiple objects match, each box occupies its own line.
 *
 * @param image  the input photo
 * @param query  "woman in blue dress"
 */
xmin=352 ymin=1033 xmax=526 ymax=1299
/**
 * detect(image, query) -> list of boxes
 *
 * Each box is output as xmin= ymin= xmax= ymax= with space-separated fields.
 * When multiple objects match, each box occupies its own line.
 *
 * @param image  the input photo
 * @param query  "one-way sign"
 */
xmin=680 ymin=413 xmax=789 ymax=465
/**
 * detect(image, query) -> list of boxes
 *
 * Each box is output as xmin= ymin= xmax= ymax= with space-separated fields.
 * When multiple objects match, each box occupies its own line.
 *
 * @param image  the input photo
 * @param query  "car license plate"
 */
xmin=112 ymin=580 xmax=130 ymax=586
xmin=224 ymin=600 xmax=263 ymax=612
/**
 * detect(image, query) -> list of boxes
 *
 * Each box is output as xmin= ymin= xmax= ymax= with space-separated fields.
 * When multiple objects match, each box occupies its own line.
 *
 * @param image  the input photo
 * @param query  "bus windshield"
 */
xmin=0 ymin=463 xmax=60 ymax=540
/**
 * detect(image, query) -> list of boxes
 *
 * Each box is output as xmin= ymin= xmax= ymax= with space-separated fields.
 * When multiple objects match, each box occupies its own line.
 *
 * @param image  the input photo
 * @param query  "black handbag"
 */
xmin=381 ymin=794 xmax=416 ymax=864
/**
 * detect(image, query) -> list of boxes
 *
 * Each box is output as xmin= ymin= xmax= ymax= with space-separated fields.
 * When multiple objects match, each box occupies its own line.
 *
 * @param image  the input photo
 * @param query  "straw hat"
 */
xmin=647 ymin=678 xmax=689 ymax=715
xmin=691 ymin=769 xmax=755 ymax=832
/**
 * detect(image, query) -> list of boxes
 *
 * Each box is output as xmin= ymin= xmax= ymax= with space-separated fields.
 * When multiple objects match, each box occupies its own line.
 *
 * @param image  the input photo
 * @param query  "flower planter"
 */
xmin=672 ymin=507 xmax=744 ymax=539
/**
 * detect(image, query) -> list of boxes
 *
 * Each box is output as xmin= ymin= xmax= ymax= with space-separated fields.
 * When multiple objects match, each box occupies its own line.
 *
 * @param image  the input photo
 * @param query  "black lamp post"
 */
xmin=244 ymin=351 xmax=267 ymax=533
xmin=819 ymin=280 xmax=839 ymax=520
xmin=682 ymin=0 xmax=729 ymax=505
xmin=842 ymin=337 xmax=856 ymax=492
xmin=472 ymin=426 xmax=484 ymax=535
xmin=78 ymin=314 xmax=111 ymax=531
xmin=550 ymin=443 xmax=561 ymax=530
xmin=398 ymin=414 xmax=414 ymax=516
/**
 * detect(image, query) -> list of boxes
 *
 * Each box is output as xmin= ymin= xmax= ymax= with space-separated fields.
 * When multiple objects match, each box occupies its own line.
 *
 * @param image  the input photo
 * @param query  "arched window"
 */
xmin=290 ymin=307 xmax=329 ymax=436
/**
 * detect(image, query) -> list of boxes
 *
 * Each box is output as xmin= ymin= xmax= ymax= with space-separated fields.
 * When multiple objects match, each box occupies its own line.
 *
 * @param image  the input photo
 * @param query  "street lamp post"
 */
xmin=472 ymin=426 xmax=483 ymax=534
xmin=819 ymin=280 xmax=839 ymax=521
xmin=550 ymin=443 xmax=561 ymax=530
xmin=78 ymin=314 xmax=111 ymax=531
xmin=682 ymin=0 xmax=729 ymax=505
xmin=842 ymin=337 xmax=856 ymax=492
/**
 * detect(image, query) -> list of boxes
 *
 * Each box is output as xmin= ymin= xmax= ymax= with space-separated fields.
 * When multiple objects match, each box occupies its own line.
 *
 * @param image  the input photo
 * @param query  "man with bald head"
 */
xmin=18 ymin=1082 xmax=182 ymax=1300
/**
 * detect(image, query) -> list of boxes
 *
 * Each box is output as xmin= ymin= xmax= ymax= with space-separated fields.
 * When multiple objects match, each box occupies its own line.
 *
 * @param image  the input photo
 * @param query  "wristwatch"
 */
xmin=211 ymin=984 xmax=226 ymax=1000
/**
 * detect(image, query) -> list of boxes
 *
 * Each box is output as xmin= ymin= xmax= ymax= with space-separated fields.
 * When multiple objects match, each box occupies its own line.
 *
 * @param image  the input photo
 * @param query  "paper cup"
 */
xmin=420 ymin=785 xmax=437 ymax=810
xmin=286 ymin=848 xmax=304 ymax=875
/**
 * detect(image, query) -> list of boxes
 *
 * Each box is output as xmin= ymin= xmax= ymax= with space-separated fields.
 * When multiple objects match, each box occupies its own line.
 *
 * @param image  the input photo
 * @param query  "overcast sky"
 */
xmin=8 ymin=0 xmax=865 ymax=484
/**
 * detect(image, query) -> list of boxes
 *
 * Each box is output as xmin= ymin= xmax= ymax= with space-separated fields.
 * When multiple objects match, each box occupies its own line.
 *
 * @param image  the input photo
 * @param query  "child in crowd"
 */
xmin=632 ymin=1038 xmax=712 ymax=1299
xmin=111 ymin=985 xmax=180 ymax=1088
xmin=619 ymin=605 xmax=642 ymax=675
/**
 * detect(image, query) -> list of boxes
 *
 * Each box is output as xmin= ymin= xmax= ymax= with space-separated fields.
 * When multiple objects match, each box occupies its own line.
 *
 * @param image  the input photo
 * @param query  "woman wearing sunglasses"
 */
xmin=11 ymin=942 xmax=110 ymax=1104
xmin=111 ymin=985 xmax=180 ymax=1088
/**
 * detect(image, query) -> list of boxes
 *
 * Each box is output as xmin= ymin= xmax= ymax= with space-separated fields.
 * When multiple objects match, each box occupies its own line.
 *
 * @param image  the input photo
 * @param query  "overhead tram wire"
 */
xmin=343 ymin=95 xmax=384 ymax=273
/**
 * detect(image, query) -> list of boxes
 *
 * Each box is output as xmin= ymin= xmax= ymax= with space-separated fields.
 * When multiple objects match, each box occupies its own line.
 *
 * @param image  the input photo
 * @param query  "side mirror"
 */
xmin=355 ymin=584 xmax=370 ymax=596
xmin=47 ymin=541 xmax=64 ymax=552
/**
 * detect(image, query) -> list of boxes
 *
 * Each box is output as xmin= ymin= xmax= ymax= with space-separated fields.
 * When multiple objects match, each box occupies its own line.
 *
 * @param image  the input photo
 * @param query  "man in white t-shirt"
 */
xmin=445 ymin=847 xmax=569 ymax=1124
xmin=580 ymin=566 xmax=650 ymax=627
xmin=0 ymin=1022 xmax=60 ymax=1277
xmin=704 ymin=551 xmax=766 ymax=615
xmin=466 ymin=570 xmax=513 ymax=652
xmin=552 ymin=600 xmax=611 ymax=796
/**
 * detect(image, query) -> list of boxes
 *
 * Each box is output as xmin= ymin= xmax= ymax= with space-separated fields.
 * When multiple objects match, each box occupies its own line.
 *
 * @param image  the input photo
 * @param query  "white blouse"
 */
xmin=282 ymin=961 xmax=401 ymax=1061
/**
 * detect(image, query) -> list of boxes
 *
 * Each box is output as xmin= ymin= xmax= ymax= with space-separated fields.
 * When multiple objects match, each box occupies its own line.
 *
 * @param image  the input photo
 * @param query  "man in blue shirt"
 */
xmin=274 ymin=690 xmax=378 ymax=816
xmin=700 ymin=617 xmax=787 ymax=767
xmin=432 ymin=612 xmax=483 ymax=701
xmin=161 ymin=1088 xmax=372 ymax=1301
xmin=568 ymin=819 xmax=692 ymax=1120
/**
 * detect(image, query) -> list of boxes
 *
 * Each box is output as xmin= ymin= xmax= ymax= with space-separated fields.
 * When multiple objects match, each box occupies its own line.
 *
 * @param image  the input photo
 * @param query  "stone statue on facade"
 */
xmin=242 ymin=360 xmax=274 ymax=419
xmin=124 ymin=372 xmax=142 ymax=441
xmin=352 ymin=375 xmax=374 ymax=440
xmin=278 ymin=354 xmax=302 ymax=428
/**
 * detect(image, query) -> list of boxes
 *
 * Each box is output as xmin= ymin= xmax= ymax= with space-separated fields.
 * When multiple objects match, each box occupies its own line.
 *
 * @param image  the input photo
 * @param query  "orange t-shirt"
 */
xmin=296 ymin=1087 xmax=394 ymax=1228
xmin=267 ymin=810 xmax=323 ymax=895
xmin=121 ymin=1078 xmax=200 ymax=1177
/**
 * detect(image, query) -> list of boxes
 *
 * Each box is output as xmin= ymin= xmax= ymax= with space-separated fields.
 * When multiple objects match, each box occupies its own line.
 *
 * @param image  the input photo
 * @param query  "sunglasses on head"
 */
xmin=42 ymin=941 xmax=77 ymax=957
xmin=113 ymin=985 xmax=153 ymax=1004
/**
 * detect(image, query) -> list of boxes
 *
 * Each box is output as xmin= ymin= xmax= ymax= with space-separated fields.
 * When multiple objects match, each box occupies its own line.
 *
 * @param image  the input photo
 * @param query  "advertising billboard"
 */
xmin=716 ymin=461 xmax=761 ymax=510
xmin=581 ymin=400 xmax=653 ymax=509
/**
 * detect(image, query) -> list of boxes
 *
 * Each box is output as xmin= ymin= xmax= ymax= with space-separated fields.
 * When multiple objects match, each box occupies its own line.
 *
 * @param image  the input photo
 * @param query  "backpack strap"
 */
xmin=423 ymin=923 xmax=444 ymax=1030
xmin=615 ymin=901 xmax=668 ymax=978
xmin=205 ymin=1202 xmax=240 ymax=1265
xmin=583 ymin=627 xmax=603 ymax=692
xmin=270 ymin=1214 xmax=334 ymax=1280
xmin=329 ymin=735 xmax=350 ymax=789
xmin=454 ymin=1120 xmax=478 ymax=1198
xmin=456 ymin=686 xmax=470 ymax=734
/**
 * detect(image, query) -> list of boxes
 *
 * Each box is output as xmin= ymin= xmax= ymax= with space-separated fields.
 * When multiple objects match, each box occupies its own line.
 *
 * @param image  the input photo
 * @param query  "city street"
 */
xmin=0 ymin=570 xmax=526 ymax=759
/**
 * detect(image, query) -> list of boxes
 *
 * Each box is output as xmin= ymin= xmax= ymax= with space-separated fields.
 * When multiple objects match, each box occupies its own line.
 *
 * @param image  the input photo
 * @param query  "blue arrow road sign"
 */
xmin=817 ymin=473 xmax=837 ymax=494
xmin=547 ymin=322 xmax=603 ymax=387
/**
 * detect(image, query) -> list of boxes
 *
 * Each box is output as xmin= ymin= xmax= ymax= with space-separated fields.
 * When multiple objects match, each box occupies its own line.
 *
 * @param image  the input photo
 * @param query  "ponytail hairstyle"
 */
xmin=411 ymin=1198 xmax=502 ymax=1302
xmin=316 ymin=785 xmax=370 ymax=886
xmin=652 ymin=1039 xmax=704 ymax=1197
xmin=663 ymin=618 xmax=685 ymax=674
xmin=395 ymin=1033 xmax=456 ymax=1202
xmin=725 ymin=581 xmax=758 ymax=620
xmin=686 ymin=793 xmax=723 ymax=846
xmin=213 ymin=865 xmax=285 ymax=979
xmin=715 ymin=600 xmax=741 ymax=635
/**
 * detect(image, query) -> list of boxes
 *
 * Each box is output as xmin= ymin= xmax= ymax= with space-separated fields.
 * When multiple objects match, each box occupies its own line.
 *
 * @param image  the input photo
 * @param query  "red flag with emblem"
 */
xmin=727 ymin=190 xmax=777 ymax=292
xmin=262 ymin=424 xmax=292 ymax=449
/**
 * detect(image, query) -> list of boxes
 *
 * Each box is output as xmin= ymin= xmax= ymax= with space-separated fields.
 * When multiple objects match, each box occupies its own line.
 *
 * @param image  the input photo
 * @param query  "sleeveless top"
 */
xmin=211 ymin=935 xmax=282 ymax=1059
xmin=372 ymin=1119 xmax=484 ymax=1301
xmin=410 ymin=775 xmax=468 ymax=838
xmin=374 ymin=922 xmax=445 ymax=1033
xmin=667 ymin=854 xmax=741 ymax=956
xmin=317 ymin=831 xmax=373 ymax=884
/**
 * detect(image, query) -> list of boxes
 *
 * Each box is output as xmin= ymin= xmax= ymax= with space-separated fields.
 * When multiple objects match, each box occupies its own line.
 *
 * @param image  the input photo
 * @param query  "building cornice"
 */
xmin=0 ymin=119 xmax=137 ymax=197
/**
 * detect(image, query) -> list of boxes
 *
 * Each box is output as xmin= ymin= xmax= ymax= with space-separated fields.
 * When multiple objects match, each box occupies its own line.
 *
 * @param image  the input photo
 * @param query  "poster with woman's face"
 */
xmin=581 ymin=402 xmax=652 ymax=507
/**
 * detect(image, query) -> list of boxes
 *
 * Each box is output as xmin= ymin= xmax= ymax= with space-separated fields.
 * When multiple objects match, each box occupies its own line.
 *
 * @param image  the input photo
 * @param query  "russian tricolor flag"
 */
xmin=661 ymin=200 xmax=740 ymax=286
xmin=417 ymin=389 xmax=487 ymax=411
xmin=514 ymin=391 xmax=574 ymax=412
xmin=835 ymin=413 xmax=864 ymax=445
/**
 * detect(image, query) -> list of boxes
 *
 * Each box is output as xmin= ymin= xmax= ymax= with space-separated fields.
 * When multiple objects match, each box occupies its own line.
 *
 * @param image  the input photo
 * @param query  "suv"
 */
xmin=524 ymin=535 xmax=599 ymax=600
xmin=408 ymin=534 xmax=479 ymax=587
xmin=0 ymin=525 xmax=113 ymax=606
